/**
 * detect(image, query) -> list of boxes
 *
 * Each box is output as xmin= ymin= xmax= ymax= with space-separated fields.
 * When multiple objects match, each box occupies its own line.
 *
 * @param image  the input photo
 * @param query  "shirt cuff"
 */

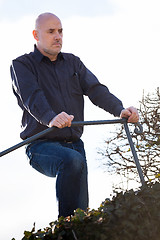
xmin=113 ymin=105 xmax=124 ymax=117
xmin=39 ymin=110 xmax=57 ymax=126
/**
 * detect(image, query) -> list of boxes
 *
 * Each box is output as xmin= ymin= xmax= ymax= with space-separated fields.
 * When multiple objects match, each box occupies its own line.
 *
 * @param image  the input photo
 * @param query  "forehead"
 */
xmin=40 ymin=16 xmax=62 ymax=30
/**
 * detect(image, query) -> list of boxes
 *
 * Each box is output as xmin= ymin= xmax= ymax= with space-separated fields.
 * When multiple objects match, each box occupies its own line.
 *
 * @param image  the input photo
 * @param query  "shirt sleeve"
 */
xmin=11 ymin=60 xmax=56 ymax=126
xmin=76 ymin=59 xmax=124 ymax=117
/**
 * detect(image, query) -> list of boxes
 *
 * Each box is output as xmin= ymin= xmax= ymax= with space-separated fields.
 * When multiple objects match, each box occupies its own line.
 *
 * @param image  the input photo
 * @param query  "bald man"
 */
xmin=10 ymin=12 xmax=139 ymax=218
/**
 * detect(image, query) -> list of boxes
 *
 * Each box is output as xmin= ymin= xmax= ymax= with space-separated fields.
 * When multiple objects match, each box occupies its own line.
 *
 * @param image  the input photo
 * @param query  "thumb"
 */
xmin=120 ymin=109 xmax=131 ymax=118
xmin=125 ymin=109 xmax=132 ymax=116
xmin=70 ymin=115 xmax=74 ymax=121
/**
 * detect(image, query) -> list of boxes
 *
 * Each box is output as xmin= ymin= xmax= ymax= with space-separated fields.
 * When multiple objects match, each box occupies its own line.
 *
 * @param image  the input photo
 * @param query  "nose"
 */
xmin=54 ymin=31 xmax=62 ymax=40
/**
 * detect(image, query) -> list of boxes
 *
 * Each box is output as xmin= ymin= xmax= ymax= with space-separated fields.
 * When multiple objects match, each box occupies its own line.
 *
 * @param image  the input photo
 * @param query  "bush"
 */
xmin=14 ymin=181 xmax=160 ymax=240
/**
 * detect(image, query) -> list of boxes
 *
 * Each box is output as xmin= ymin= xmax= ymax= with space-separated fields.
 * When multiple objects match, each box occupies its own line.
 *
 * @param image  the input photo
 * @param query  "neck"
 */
xmin=36 ymin=45 xmax=58 ymax=61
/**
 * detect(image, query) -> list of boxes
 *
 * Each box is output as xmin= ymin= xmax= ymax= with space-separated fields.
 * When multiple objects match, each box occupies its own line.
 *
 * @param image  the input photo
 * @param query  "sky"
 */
xmin=0 ymin=0 xmax=160 ymax=239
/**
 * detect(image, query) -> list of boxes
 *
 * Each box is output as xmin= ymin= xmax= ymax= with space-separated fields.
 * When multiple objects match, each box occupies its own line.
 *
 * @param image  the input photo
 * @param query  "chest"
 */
xmin=32 ymin=59 xmax=83 ymax=98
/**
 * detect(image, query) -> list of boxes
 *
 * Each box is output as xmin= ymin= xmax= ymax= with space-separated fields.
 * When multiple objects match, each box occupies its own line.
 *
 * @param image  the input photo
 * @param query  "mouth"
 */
xmin=53 ymin=42 xmax=62 ymax=47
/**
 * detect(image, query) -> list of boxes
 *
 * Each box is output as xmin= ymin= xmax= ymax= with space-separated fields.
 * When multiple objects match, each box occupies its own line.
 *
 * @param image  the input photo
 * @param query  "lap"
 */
xmin=26 ymin=139 xmax=86 ymax=177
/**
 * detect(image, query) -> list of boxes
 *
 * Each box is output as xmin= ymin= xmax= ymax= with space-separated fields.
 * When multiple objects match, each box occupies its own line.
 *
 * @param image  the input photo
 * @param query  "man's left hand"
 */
xmin=120 ymin=106 xmax=139 ymax=123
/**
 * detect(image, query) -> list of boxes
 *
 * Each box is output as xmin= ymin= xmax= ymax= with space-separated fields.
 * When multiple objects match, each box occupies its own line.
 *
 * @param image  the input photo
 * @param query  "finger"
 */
xmin=57 ymin=113 xmax=74 ymax=128
xmin=120 ymin=109 xmax=131 ymax=119
xmin=128 ymin=115 xmax=139 ymax=123
xmin=49 ymin=115 xmax=66 ymax=128
xmin=58 ymin=114 xmax=71 ymax=127
xmin=128 ymin=112 xmax=139 ymax=123
xmin=49 ymin=113 xmax=74 ymax=128
xmin=54 ymin=117 xmax=65 ymax=128
xmin=67 ymin=115 xmax=74 ymax=127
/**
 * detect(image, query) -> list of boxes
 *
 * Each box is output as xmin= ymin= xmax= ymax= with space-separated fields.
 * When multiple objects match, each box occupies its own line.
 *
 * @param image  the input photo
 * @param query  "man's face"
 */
xmin=35 ymin=16 xmax=63 ymax=60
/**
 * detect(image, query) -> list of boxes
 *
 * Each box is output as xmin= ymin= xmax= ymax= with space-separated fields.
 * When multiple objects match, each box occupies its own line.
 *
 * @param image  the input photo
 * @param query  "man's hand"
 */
xmin=120 ymin=106 xmax=139 ymax=123
xmin=48 ymin=112 xmax=74 ymax=128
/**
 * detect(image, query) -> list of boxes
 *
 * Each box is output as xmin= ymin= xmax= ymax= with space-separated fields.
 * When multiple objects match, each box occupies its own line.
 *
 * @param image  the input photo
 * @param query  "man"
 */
xmin=10 ymin=13 xmax=139 ymax=218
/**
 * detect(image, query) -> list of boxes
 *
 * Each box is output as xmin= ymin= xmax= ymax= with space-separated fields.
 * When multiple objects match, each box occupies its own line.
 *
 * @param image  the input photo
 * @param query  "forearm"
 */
xmin=87 ymin=84 xmax=124 ymax=116
xmin=77 ymin=62 xmax=124 ymax=117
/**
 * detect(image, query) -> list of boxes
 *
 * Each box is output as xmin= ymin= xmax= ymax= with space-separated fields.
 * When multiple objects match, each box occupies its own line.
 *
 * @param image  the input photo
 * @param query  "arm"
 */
xmin=74 ymin=58 xmax=139 ymax=120
xmin=11 ymin=60 xmax=56 ymax=126
xmin=76 ymin=59 xmax=124 ymax=117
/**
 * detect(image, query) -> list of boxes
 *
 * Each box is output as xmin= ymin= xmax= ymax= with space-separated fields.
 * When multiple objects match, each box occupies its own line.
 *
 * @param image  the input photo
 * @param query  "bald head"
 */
xmin=35 ymin=13 xmax=61 ymax=30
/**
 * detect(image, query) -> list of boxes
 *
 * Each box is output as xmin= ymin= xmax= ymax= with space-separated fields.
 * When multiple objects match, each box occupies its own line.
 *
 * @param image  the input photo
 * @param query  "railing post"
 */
xmin=123 ymin=120 xmax=145 ymax=186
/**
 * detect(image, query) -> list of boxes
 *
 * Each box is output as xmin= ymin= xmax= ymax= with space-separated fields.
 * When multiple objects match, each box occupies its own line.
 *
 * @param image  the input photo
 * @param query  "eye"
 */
xmin=49 ymin=29 xmax=54 ymax=33
xmin=59 ymin=28 xmax=63 ymax=34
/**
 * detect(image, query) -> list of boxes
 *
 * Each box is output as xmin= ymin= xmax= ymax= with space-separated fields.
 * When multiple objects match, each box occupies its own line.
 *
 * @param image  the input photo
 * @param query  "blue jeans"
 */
xmin=26 ymin=139 xmax=88 ymax=218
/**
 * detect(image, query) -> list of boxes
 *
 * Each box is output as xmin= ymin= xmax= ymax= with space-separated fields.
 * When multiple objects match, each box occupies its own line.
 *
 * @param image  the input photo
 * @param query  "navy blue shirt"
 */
xmin=10 ymin=46 xmax=124 ymax=141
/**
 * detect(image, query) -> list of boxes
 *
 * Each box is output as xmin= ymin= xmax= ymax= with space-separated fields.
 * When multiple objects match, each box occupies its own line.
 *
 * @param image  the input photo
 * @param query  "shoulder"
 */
xmin=61 ymin=52 xmax=80 ymax=62
xmin=11 ymin=51 xmax=38 ymax=72
xmin=12 ymin=52 xmax=34 ymax=65
xmin=61 ymin=52 xmax=84 ymax=70
xmin=11 ymin=52 xmax=38 ymax=75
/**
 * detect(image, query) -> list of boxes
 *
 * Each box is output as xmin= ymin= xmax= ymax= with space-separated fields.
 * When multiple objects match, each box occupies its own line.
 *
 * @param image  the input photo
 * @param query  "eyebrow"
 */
xmin=47 ymin=28 xmax=63 ymax=31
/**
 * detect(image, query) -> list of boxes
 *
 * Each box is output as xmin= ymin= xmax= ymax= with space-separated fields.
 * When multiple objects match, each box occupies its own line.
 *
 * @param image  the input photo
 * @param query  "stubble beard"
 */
xmin=43 ymin=47 xmax=61 ymax=59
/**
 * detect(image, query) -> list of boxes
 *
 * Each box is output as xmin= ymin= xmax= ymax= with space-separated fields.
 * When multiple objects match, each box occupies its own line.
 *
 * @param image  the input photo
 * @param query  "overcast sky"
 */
xmin=0 ymin=0 xmax=160 ymax=239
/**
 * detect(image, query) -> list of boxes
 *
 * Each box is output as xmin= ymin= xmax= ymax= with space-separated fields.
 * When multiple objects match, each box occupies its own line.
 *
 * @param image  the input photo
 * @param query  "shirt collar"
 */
xmin=32 ymin=44 xmax=65 ymax=63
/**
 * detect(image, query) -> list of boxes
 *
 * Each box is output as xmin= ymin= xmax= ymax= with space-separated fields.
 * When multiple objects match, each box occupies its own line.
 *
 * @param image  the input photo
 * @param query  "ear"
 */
xmin=32 ymin=30 xmax=39 ymax=41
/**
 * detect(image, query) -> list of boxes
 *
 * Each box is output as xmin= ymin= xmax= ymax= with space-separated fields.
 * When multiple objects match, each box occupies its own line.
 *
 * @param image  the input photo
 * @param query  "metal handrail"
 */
xmin=0 ymin=118 xmax=145 ymax=185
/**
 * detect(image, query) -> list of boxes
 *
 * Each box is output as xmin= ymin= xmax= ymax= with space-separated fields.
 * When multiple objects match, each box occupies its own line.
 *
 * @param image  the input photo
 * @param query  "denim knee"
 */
xmin=62 ymin=151 xmax=85 ymax=175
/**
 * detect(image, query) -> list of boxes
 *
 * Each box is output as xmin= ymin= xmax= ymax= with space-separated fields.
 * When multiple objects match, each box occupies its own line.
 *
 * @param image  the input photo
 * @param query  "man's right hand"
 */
xmin=48 ymin=112 xmax=74 ymax=128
